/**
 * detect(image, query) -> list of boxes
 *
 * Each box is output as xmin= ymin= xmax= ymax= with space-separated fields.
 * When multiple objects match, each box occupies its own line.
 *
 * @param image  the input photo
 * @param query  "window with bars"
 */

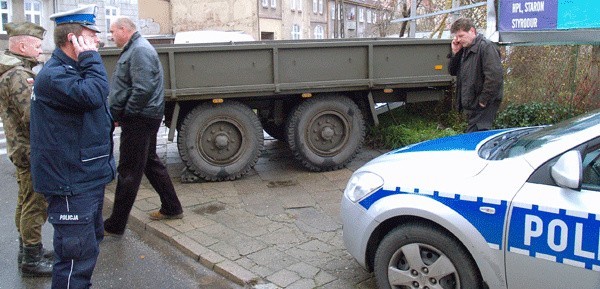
xmin=25 ymin=0 xmax=42 ymax=25
xmin=358 ymin=8 xmax=364 ymax=23
xmin=313 ymin=25 xmax=323 ymax=39
xmin=330 ymin=3 xmax=335 ymax=20
xmin=291 ymin=24 xmax=301 ymax=39
xmin=1 ymin=0 xmax=10 ymax=34
xmin=105 ymin=6 xmax=120 ymax=35
xmin=292 ymin=0 xmax=302 ymax=12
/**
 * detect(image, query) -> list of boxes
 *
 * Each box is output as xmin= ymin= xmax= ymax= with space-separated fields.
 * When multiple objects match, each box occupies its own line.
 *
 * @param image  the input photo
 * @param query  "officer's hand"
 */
xmin=71 ymin=35 xmax=98 ymax=57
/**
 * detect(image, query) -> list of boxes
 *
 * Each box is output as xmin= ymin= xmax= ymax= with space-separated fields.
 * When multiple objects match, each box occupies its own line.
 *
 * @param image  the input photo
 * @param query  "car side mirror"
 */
xmin=551 ymin=150 xmax=582 ymax=190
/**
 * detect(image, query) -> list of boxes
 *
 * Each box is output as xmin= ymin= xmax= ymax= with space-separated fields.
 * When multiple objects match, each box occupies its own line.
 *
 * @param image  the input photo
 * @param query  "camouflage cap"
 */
xmin=3 ymin=22 xmax=46 ymax=39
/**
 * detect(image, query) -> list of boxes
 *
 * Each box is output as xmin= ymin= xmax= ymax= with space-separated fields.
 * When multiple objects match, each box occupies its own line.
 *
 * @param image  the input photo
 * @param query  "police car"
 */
xmin=341 ymin=109 xmax=600 ymax=289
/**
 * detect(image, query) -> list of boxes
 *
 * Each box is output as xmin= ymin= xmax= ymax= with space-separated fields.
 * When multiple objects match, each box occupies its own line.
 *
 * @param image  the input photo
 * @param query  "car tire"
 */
xmin=374 ymin=223 xmax=482 ymax=289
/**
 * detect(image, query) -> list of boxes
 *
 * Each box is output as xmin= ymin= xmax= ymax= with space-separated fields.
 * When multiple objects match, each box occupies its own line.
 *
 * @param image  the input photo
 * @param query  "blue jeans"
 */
xmin=46 ymin=187 xmax=105 ymax=289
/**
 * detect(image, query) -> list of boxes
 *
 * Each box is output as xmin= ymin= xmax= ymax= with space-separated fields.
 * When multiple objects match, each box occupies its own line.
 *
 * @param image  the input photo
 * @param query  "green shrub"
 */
xmin=494 ymin=102 xmax=579 ymax=128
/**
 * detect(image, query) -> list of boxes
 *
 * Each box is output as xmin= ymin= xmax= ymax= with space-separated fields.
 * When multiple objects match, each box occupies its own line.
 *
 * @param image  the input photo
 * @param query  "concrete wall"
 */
xmin=259 ymin=18 xmax=283 ymax=40
xmin=170 ymin=0 xmax=258 ymax=38
xmin=138 ymin=0 xmax=172 ymax=35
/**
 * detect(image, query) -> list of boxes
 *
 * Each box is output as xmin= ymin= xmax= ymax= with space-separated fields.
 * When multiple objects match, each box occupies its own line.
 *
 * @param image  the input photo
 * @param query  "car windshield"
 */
xmin=481 ymin=109 xmax=600 ymax=160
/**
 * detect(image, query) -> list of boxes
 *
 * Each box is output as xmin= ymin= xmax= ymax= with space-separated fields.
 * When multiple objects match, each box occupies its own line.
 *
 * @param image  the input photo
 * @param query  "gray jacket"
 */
xmin=109 ymin=32 xmax=165 ymax=121
xmin=448 ymin=34 xmax=503 ymax=112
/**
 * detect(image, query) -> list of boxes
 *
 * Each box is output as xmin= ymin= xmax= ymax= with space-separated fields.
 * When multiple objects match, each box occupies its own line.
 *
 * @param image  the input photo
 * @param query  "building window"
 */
xmin=312 ymin=0 xmax=317 ymax=13
xmin=358 ymin=8 xmax=364 ymax=23
xmin=314 ymin=25 xmax=324 ymax=39
xmin=373 ymin=12 xmax=377 ymax=23
xmin=105 ymin=6 xmax=120 ymax=35
xmin=318 ymin=0 xmax=323 ymax=14
xmin=330 ymin=3 xmax=336 ymax=20
xmin=25 ymin=0 xmax=42 ymax=25
xmin=367 ymin=9 xmax=371 ymax=23
xmin=290 ymin=0 xmax=301 ymax=12
xmin=347 ymin=7 xmax=355 ymax=20
xmin=291 ymin=24 xmax=301 ymax=39
xmin=1 ymin=0 xmax=10 ymax=34
xmin=262 ymin=0 xmax=269 ymax=8
xmin=271 ymin=0 xmax=276 ymax=8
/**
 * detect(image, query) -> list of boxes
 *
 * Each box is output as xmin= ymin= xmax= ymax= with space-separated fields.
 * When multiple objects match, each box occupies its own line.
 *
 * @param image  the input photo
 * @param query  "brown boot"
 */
xmin=21 ymin=243 xmax=53 ymax=277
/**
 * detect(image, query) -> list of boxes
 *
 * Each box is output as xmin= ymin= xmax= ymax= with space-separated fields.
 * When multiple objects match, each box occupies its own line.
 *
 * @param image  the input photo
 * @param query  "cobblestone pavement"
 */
xmin=105 ymin=127 xmax=385 ymax=288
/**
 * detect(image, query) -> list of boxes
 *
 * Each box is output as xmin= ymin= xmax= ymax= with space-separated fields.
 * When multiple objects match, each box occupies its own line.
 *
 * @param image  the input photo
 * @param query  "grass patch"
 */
xmin=367 ymin=103 xmax=462 ymax=150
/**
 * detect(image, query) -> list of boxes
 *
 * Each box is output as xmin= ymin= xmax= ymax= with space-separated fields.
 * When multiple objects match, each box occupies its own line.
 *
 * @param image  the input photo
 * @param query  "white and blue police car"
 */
xmin=341 ymin=109 xmax=600 ymax=289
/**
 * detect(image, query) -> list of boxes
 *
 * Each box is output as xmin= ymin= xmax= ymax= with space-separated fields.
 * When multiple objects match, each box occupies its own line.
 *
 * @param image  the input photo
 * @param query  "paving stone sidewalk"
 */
xmin=104 ymin=129 xmax=385 ymax=288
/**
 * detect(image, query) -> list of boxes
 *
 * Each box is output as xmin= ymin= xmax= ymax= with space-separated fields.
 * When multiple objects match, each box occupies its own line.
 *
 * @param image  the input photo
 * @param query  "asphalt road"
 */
xmin=0 ymin=150 xmax=242 ymax=289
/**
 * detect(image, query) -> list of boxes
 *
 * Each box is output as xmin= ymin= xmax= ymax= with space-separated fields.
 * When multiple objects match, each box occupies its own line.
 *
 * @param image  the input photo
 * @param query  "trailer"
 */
xmin=99 ymin=37 xmax=452 ymax=181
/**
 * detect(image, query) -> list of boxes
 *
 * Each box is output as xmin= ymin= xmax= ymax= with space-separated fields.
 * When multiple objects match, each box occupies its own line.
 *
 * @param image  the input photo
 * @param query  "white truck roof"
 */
xmin=174 ymin=30 xmax=254 ymax=44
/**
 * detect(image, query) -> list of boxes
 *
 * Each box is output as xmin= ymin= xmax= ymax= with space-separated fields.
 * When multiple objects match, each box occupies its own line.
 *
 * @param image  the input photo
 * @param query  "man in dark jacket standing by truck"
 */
xmin=30 ymin=5 xmax=115 ymax=288
xmin=104 ymin=17 xmax=183 ymax=236
xmin=448 ymin=17 xmax=503 ymax=133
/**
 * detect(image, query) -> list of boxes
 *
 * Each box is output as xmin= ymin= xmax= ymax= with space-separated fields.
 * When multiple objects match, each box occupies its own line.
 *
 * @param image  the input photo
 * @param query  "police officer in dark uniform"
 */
xmin=30 ymin=5 xmax=115 ymax=288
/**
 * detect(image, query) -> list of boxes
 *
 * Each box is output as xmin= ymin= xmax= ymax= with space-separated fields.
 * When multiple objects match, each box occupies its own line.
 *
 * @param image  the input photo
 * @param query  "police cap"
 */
xmin=3 ymin=22 xmax=46 ymax=39
xmin=49 ymin=4 xmax=101 ymax=33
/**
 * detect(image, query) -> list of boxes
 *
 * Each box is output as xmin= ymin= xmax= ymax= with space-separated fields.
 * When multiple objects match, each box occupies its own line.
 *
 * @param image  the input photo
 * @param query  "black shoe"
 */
xmin=18 ymin=239 xmax=53 ymax=268
xmin=21 ymin=243 xmax=53 ymax=277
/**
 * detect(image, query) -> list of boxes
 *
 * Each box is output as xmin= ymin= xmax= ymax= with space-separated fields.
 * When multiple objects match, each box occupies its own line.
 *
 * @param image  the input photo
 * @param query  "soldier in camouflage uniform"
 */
xmin=0 ymin=22 xmax=53 ymax=277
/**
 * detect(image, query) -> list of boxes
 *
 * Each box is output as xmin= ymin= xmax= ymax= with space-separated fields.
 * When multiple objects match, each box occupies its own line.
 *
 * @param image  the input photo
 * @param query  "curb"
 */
xmin=103 ymin=193 xmax=262 ymax=287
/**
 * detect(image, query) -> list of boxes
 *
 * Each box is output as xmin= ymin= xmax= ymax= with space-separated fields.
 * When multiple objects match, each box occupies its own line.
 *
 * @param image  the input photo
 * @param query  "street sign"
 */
xmin=497 ymin=0 xmax=600 ymax=44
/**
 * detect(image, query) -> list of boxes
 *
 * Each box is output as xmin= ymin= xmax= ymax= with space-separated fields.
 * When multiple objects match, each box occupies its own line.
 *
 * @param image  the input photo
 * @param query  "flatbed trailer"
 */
xmin=100 ymin=37 xmax=452 ymax=181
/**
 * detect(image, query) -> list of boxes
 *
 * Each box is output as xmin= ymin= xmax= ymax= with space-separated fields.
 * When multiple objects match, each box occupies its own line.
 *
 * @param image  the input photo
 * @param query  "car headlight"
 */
xmin=344 ymin=171 xmax=384 ymax=203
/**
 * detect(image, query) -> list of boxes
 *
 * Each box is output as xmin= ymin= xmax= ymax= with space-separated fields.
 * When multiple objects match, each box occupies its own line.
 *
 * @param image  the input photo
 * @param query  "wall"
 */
xmin=138 ymin=0 xmax=172 ymax=35
xmin=170 ymin=0 xmax=258 ymax=38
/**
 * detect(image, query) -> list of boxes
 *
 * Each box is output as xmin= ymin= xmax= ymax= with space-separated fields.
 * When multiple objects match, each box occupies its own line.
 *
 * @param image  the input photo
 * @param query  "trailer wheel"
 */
xmin=286 ymin=95 xmax=365 ymax=171
xmin=177 ymin=101 xmax=264 ymax=181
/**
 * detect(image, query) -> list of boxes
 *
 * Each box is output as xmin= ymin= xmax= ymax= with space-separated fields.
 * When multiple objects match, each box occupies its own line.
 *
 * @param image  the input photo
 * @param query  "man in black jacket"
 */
xmin=448 ymin=18 xmax=503 ymax=133
xmin=104 ymin=17 xmax=183 ymax=236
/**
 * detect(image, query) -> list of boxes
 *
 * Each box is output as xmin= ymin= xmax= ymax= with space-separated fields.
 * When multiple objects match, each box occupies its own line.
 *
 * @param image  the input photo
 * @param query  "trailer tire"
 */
xmin=287 ymin=95 xmax=365 ymax=171
xmin=177 ymin=101 xmax=264 ymax=181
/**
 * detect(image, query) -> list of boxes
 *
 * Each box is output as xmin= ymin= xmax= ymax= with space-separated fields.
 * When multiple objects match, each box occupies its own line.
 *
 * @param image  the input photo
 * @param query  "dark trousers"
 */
xmin=46 ymin=187 xmax=105 ymax=289
xmin=465 ymin=99 xmax=502 ymax=133
xmin=104 ymin=117 xmax=182 ymax=234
